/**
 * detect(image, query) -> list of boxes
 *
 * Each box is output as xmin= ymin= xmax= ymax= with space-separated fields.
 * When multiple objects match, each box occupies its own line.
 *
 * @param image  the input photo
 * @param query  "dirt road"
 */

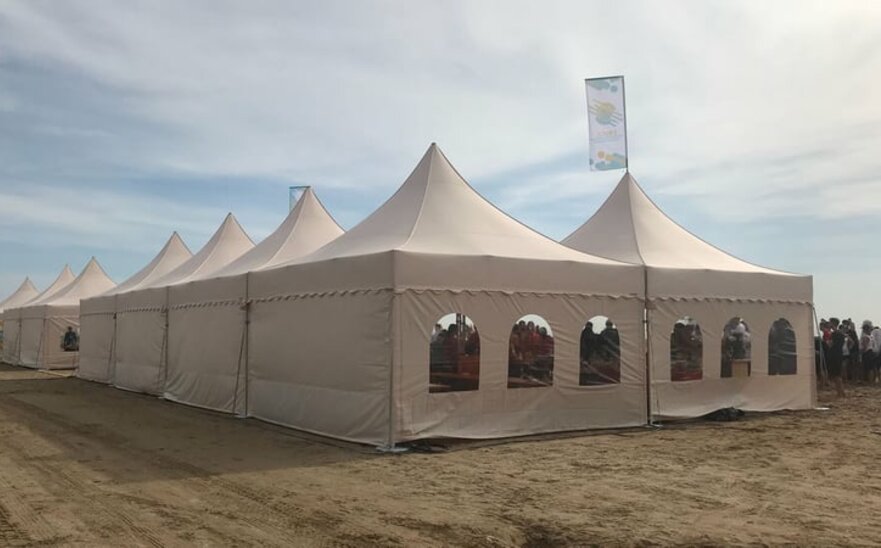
xmin=0 ymin=363 xmax=879 ymax=546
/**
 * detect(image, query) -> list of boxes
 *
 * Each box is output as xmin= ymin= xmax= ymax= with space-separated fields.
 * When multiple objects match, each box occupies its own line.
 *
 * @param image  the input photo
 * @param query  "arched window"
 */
xmin=579 ymin=316 xmax=620 ymax=385
xmin=508 ymin=315 xmax=554 ymax=388
xmin=671 ymin=317 xmax=702 ymax=381
xmin=721 ymin=317 xmax=751 ymax=378
xmin=429 ymin=313 xmax=480 ymax=393
xmin=769 ymin=318 xmax=797 ymax=375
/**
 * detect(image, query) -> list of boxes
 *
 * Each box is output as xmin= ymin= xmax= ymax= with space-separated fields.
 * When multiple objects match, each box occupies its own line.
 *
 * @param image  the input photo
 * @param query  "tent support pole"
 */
xmin=644 ymin=268 xmax=656 ymax=427
xmin=379 ymin=291 xmax=406 ymax=453
xmin=810 ymin=304 xmax=826 ymax=406
xmin=244 ymin=273 xmax=250 ymax=417
xmin=108 ymin=295 xmax=118 ymax=383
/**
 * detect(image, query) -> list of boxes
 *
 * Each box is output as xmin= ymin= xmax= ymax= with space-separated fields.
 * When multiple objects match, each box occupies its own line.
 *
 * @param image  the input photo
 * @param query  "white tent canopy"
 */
xmin=163 ymin=188 xmax=345 ymax=414
xmin=2 ymin=265 xmax=75 ymax=365
xmin=18 ymin=258 xmax=116 ymax=369
xmin=78 ymin=232 xmax=193 ymax=383
xmin=113 ymin=214 xmax=254 ymax=394
xmin=563 ymin=172 xmax=815 ymax=419
xmin=0 ymin=277 xmax=39 ymax=314
xmin=247 ymin=144 xmax=646 ymax=445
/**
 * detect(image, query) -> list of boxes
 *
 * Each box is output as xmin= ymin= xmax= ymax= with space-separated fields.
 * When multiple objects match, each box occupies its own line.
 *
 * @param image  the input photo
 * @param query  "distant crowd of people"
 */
xmin=817 ymin=317 xmax=881 ymax=398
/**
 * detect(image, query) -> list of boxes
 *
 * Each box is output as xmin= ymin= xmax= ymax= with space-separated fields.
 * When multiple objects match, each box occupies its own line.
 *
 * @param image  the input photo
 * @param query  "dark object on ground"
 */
xmin=405 ymin=440 xmax=450 ymax=453
xmin=704 ymin=407 xmax=745 ymax=422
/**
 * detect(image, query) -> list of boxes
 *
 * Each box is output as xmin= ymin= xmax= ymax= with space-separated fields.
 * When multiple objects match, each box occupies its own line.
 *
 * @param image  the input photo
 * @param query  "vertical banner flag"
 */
xmin=586 ymin=76 xmax=627 ymax=171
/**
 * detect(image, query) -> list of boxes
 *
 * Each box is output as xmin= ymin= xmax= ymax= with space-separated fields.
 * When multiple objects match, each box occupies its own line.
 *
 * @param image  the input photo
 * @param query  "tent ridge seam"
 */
xmin=392 ymin=288 xmax=642 ymax=300
xmin=250 ymin=288 xmax=393 ymax=304
xmin=651 ymin=296 xmax=812 ymax=305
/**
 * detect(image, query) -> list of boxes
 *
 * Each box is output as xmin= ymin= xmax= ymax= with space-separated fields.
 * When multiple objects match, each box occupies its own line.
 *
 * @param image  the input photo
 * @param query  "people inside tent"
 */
xmin=507 ymin=317 xmax=554 ymax=388
xmin=671 ymin=318 xmax=703 ymax=381
xmin=768 ymin=318 xmax=797 ymax=376
xmin=579 ymin=317 xmax=621 ymax=385
xmin=721 ymin=318 xmax=751 ymax=377
xmin=61 ymin=326 xmax=79 ymax=352
xmin=600 ymin=320 xmax=620 ymax=361
xmin=429 ymin=314 xmax=480 ymax=393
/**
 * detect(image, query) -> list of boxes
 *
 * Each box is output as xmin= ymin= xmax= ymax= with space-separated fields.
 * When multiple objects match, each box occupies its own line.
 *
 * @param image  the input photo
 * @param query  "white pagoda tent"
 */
xmin=0 ymin=278 xmax=39 ymax=361
xmin=113 ymin=214 xmax=253 ymax=395
xmin=245 ymin=144 xmax=646 ymax=446
xmin=78 ymin=232 xmax=193 ymax=383
xmin=163 ymin=188 xmax=344 ymax=415
xmin=2 ymin=265 xmax=75 ymax=365
xmin=18 ymin=258 xmax=116 ymax=369
xmin=562 ymin=173 xmax=815 ymax=420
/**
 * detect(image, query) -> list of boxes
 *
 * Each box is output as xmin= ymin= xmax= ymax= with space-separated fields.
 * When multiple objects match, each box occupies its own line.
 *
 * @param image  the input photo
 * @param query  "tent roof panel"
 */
xmin=106 ymin=232 xmax=193 ymax=294
xmin=23 ymin=265 xmax=76 ymax=307
xmin=563 ymin=173 xmax=803 ymax=275
xmin=0 ymin=277 xmax=39 ymax=313
xmin=289 ymin=144 xmax=629 ymax=267
xmin=151 ymin=213 xmax=254 ymax=287
xmin=33 ymin=258 xmax=116 ymax=307
xmin=214 ymin=188 xmax=344 ymax=278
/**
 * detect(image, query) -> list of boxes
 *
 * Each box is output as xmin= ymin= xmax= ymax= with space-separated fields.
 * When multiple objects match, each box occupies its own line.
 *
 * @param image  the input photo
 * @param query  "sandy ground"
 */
xmin=0 ymin=364 xmax=880 ymax=547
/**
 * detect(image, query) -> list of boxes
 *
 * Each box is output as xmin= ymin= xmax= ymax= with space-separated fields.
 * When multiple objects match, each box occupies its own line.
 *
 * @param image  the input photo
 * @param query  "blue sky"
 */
xmin=1 ymin=0 xmax=880 ymax=322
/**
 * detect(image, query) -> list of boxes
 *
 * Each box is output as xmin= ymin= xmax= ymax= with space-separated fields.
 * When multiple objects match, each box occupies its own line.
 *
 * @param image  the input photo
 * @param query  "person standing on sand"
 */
xmin=860 ymin=321 xmax=876 ymax=384
xmin=826 ymin=319 xmax=846 ymax=398
xmin=872 ymin=324 xmax=881 ymax=384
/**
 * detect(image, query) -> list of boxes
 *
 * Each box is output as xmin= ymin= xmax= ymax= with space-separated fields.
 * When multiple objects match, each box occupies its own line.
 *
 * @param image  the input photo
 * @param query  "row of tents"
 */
xmin=0 ymin=144 xmax=815 ymax=446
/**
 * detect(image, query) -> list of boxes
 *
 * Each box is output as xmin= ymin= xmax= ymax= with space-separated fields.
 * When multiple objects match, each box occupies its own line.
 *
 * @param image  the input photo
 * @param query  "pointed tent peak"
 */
xmin=0 ymin=276 xmax=41 ymax=312
xmin=290 ymin=186 xmax=344 ymax=232
xmin=162 ymin=231 xmax=193 ymax=256
xmin=77 ymin=257 xmax=115 ymax=285
xmin=19 ymin=277 xmax=38 ymax=292
xmin=81 ymin=256 xmax=106 ymax=274
xmin=151 ymin=213 xmax=255 ymax=286
xmin=213 ymin=187 xmax=345 ymax=277
xmin=31 ymin=256 xmax=116 ymax=307
xmin=218 ymin=212 xmax=254 ymax=244
xmin=292 ymin=143 xmax=629 ymax=266
xmin=563 ymin=172 xmax=797 ymax=273
xmin=24 ymin=264 xmax=78 ymax=306
xmin=103 ymin=232 xmax=195 ymax=296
